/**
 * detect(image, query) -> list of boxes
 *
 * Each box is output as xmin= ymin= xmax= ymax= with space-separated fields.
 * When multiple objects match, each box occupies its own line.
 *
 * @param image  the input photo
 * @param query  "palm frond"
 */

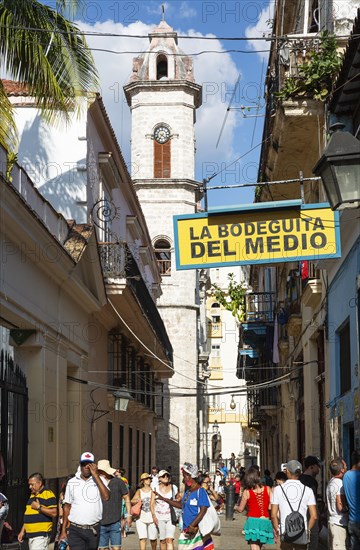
xmin=0 ymin=81 xmax=18 ymax=153
xmin=0 ymin=0 xmax=99 ymax=136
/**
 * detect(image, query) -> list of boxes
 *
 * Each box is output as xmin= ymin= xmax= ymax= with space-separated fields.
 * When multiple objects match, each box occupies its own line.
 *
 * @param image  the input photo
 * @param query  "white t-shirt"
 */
xmin=326 ymin=477 xmax=348 ymax=526
xmin=151 ymin=475 xmax=159 ymax=491
xmin=271 ymin=479 xmax=316 ymax=533
xmin=155 ymin=484 xmax=179 ymax=520
xmin=64 ymin=471 xmax=106 ymax=525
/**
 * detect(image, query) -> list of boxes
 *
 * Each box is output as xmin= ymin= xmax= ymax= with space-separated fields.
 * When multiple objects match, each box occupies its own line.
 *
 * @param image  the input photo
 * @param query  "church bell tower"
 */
xmin=124 ymin=20 xmax=203 ymax=469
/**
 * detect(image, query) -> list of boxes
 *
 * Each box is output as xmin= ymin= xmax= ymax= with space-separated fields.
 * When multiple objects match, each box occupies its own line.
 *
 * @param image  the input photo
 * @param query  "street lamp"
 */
xmin=212 ymin=419 xmax=219 ymax=434
xmin=113 ymin=386 xmax=133 ymax=412
xmin=230 ymin=395 xmax=236 ymax=410
xmin=313 ymin=123 xmax=360 ymax=210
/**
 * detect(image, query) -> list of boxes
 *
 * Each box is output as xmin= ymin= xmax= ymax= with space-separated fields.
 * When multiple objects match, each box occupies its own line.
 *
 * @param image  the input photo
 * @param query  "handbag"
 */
xmin=169 ymin=485 xmax=180 ymax=525
xmin=197 ymin=490 xmax=221 ymax=537
xmin=170 ymin=504 xmax=178 ymax=526
xmin=130 ymin=499 xmax=142 ymax=518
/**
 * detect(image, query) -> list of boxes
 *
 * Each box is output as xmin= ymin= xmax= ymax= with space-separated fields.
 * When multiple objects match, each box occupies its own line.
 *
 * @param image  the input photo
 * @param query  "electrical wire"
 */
xmin=108 ymin=298 xmax=221 ymax=389
xmin=3 ymin=24 xmax=359 ymax=43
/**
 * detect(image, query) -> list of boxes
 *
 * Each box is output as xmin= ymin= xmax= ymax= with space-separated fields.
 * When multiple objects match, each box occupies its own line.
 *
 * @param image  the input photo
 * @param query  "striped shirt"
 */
xmin=24 ymin=487 xmax=57 ymax=538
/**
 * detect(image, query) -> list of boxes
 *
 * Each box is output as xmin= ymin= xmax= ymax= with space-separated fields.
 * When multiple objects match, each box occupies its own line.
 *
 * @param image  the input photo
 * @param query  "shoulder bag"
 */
xmin=130 ymin=499 xmax=142 ymax=518
xmin=197 ymin=490 xmax=221 ymax=536
xmin=169 ymin=485 xmax=179 ymax=526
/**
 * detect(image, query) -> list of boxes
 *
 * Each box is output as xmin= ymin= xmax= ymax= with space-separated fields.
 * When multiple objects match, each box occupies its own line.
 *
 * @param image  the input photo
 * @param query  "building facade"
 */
xmin=1 ymin=82 xmax=173 ymax=532
xmin=204 ymin=267 xmax=255 ymax=472
xmin=242 ymin=0 xmax=360 ymax=488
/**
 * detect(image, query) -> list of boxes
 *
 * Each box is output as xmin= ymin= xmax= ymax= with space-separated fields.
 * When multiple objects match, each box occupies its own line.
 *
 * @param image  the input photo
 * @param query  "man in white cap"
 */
xmin=271 ymin=460 xmax=317 ymax=549
xmin=59 ymin=452 xmax=109 ymax=550
xmin=98 ymin=459 xmax=131 ymax=550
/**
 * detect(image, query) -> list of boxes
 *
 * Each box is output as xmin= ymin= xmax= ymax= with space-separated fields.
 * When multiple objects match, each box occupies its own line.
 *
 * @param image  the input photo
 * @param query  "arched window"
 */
xmin=154 ymin=239 xmax=171 ymax=275
xmin=156 ymin=54 xmax=168 ymax=80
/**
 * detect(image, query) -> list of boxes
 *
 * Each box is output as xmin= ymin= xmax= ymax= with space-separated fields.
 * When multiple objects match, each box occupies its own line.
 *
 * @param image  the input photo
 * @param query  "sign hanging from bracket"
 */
xmin=173 ymin=200 xmax=341 ymax=270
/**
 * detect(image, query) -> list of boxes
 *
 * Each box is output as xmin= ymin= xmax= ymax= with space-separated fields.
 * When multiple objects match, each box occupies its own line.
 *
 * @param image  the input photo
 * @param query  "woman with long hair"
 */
xmin=131 ymin=473 xmax=158 ymax=550
xmin=234 ymin=466 xmax=274 ymax=550
xmin=155 ymin=462 xmax=215 ymax=550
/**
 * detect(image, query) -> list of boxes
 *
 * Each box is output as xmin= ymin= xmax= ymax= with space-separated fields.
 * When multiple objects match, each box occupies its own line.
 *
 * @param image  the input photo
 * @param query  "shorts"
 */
xmin=99 ymin=521 xmax=122 ymax=548
xmin=158 ymin=519 xmax=176 ymax=540
xmin=135 ymin=519 xmax=158 ymax=540
xmin=28 ymin=536 xmax=50 ymax=550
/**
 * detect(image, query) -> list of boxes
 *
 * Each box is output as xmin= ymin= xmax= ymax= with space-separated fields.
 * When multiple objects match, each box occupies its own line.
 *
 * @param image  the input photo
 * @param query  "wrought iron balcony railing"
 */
xmin=244 ymin=292 xmax=275 ymax=323
xmin=98 ymin=241 xmax=128 ymax=278
xmin=98 ymin=242 xmax=173 ymax=363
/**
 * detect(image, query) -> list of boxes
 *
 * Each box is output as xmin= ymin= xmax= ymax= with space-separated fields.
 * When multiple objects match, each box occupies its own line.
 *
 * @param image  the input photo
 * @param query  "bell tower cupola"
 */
xmin=124 ymin=20 xmax=202 ymax=182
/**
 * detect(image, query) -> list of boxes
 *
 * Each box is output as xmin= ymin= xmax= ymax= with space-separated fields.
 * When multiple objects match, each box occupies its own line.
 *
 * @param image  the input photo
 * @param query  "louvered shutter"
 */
xmin=154 ymin=141 xmax=171 ymax=178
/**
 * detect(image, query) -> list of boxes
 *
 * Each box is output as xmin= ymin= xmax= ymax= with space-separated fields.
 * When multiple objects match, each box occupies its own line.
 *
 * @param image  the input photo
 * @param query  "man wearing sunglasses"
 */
xmin=59 ymin=452 xmax=110 ymax=550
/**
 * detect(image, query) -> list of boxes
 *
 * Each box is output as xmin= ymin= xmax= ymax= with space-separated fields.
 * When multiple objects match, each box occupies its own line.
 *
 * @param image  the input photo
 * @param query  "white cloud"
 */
xmin=245 ymin=2 xmax=274 ymax=61
xmin=78 ymin=20 xmax=240 ymax=185
xmin=179 ymin=2 xmax=197 ymax=19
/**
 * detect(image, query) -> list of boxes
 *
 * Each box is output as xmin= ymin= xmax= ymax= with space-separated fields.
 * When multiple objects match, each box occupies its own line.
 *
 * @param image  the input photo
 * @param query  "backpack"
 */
xmin=280 ymin=485 xmax=307 ymax=544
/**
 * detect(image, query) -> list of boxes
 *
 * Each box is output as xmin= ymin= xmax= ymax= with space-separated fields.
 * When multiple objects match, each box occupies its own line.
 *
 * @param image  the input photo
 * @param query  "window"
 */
xmin=156 ymin=54 xmax=168 ymax=79
xmin=108 ymin=333 xmax=128 ymax=387
xmin=211 ymin=315 xmax=221 ymax=323
xmin=338 ymin=319 xmax=351 ymax=395
xmin=154 ymin=239 xmax=171 ymax=275
xmin=211 ymin=344 xmax=220 ymax=357
xmin=154 ymin=140 xmax=171 ymax=178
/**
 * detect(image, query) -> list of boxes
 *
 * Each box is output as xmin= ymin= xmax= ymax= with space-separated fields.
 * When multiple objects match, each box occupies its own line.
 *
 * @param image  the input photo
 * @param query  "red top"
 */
xmin=246 ymin=487 xmax=270 ymax=518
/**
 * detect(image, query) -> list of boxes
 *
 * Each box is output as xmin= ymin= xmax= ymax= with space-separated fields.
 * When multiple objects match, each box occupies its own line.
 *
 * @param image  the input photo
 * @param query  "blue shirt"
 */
xmin=182 ymin=487 xmax=209 ymax=529
xmin=343 ymin=470 xmax=360 ymax=522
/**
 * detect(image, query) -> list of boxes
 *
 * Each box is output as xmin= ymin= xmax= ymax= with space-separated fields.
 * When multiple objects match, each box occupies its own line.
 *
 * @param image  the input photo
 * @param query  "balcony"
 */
xmin=259 ymin=387 xmax=278 ymax=409
xmin=99 ymin=242 xmax=173 ymax=364
xmin=244 ymin=292 xmax=275 ymax=323
xmin=207 ymin=322 xmax=222 ymax=338
xmin=302 ymin=278 xmax=322 ymax=309
xmin=98 ymin=241 xmax=128 ymax=277
xmin=237 ymin=348 xmax=258 ymax=381
xmin=209 ymin=365 xmax=223 ymax=380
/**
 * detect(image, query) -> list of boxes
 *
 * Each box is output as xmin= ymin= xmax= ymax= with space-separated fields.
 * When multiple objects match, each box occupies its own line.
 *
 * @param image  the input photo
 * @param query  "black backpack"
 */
xmin=280 ymin=485 xmax=307 ymax=543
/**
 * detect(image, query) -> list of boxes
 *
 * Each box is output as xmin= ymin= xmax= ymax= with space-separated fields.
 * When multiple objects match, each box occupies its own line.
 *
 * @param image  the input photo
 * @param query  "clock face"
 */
xmin=154 ymin=126 xmax=170 ymax=144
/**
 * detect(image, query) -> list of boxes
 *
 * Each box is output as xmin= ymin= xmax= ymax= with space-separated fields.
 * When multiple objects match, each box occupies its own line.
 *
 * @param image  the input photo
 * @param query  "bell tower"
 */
xmin=124 ymin=20 xmax=203 ymax=469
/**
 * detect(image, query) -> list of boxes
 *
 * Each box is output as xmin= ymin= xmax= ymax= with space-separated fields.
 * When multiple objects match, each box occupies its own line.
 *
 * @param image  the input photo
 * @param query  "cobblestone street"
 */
xmin=119 ymin=513 xmax=281 ymax=550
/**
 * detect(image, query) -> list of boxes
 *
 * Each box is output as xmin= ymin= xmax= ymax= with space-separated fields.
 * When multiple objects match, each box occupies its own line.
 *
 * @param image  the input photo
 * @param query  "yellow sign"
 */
xmin=173 ymin=202 xmax=340 ymax=270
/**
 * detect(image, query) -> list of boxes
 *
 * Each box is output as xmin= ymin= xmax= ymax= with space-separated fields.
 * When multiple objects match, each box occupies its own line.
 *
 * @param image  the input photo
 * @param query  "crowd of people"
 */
xmin=0 ymin=449 xmax=359 ymax=550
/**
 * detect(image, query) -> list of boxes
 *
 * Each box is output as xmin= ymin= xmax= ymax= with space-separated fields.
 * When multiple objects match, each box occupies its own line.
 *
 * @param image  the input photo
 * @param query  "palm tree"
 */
xmin=0 ymin=0 xmax=98 ymax=152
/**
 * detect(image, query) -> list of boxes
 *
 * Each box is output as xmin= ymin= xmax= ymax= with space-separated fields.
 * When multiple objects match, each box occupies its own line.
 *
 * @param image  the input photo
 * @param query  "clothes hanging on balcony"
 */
xmin=273 ymin=316 xmax=280 ymax=364
xmin=265 ymin=326 xmax=274 ymax=363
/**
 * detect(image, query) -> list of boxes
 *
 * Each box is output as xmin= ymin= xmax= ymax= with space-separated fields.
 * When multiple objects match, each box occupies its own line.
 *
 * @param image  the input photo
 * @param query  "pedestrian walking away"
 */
xmin=271 ymin=459 xmax=317 ymax=550
xmin=155 ymin=462 xmax=215 ymax=550
xmin=343 ymin=450 xmax=360 ymax=550
xmin=131 ymin=472 xmax=158 ymax=550
xmin=98 ymin=459 xmax=131 ymax=550
xmin=59 ymin=451 xmax=110 ymax=550
xmin=299 ymin=455 xmax=321 ymax=550
xmin=326 ymin=456 xmax=349 ymax=550
xmin=18 ymin=472 xmax=57 ymax=549
xmin=234 ymin=466 xmax=274 ymax=550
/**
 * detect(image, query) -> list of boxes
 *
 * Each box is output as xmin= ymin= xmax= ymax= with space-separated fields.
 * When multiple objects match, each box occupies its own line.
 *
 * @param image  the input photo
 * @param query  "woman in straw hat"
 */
xmin=131 ymin=473 xmax=158 ymax=550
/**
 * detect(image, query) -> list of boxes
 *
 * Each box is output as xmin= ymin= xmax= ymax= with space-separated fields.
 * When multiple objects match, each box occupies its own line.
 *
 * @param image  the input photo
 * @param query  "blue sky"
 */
xmin=48 ymin=0 xmax=275 ymax=207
